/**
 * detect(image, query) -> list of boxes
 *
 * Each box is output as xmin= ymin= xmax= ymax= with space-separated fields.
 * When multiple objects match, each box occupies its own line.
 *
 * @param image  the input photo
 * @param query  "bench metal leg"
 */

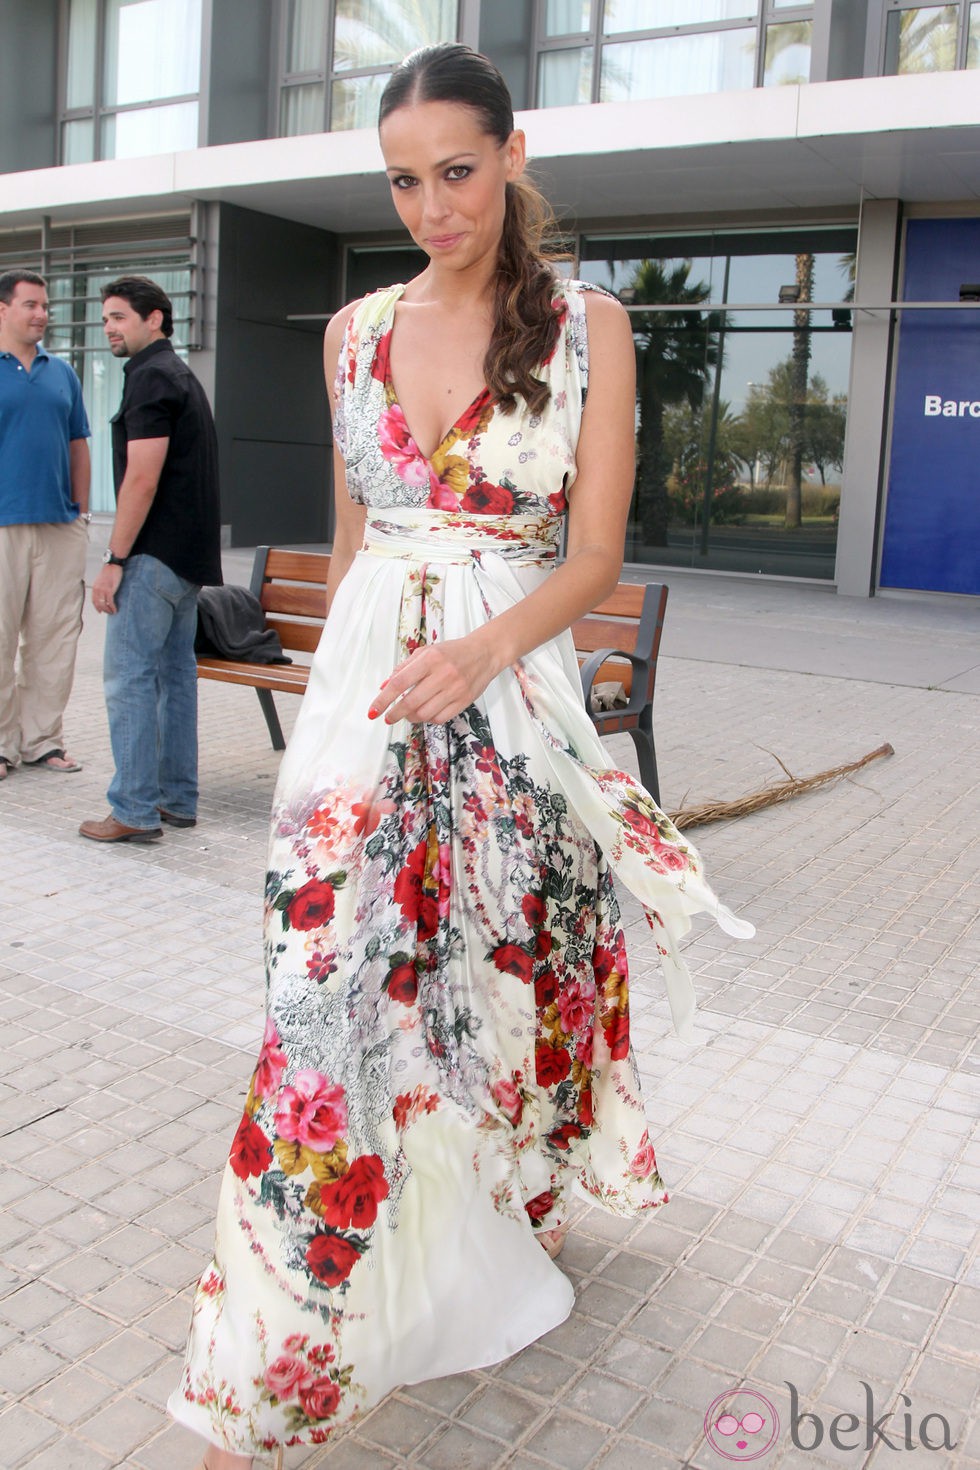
xmin=629 ymin=724 xmax=660 ymax=808
xmin=256 ymin=688 xmax=286 ymax=751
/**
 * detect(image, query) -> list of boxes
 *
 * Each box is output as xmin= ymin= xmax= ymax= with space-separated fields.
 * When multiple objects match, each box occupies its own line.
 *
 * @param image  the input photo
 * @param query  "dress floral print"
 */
xmin=169 ymin=281 xmax=751 ymax=1455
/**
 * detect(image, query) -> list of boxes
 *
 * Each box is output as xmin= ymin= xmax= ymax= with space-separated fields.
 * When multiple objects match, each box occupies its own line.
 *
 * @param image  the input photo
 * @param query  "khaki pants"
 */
xmin=0 ymin=520 xmax=87 ymax=765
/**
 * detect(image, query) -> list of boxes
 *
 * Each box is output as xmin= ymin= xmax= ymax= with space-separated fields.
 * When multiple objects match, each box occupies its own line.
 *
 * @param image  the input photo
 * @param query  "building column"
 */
xmin=835 ymin=197 xmax=901 ymax=597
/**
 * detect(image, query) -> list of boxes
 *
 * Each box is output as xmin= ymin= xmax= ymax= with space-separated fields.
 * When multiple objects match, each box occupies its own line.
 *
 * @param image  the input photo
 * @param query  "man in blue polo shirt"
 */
xmin=0 ymin=270 xmax=91 ymax=782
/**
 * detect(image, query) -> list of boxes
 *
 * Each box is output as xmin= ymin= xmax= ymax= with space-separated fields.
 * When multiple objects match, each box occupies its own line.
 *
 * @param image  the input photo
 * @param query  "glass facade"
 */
xmin=279 ymin=0 xmax=458 ymax=136
xmin=61 ymin=0 xmax=202 ymax=162
xmin=882 ymin=0 xmax=977 ymax=71
xmin=580 ymin=228 xmax=857 ymax=579
xmin=536 ymin=0 xmax=813 ymax=105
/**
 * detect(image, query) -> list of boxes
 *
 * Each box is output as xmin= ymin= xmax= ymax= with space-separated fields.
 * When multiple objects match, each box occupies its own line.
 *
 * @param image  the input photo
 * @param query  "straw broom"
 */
xmin=668 ymin=742 xmax=894 ymax=830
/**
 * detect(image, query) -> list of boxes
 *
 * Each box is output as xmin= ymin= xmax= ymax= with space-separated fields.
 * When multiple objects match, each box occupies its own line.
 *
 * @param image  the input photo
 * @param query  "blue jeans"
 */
xmin=103 ymin=554 xmax=201 ymax=830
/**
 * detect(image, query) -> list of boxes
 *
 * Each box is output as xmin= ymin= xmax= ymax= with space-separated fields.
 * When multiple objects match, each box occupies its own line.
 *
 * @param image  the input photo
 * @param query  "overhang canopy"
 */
xmin=2 ymin=71 xmax=978 ymax=234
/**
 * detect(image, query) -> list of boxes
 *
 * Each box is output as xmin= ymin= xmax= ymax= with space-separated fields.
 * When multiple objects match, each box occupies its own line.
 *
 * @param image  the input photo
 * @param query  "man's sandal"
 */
xmin=23 ymin=749 xmax=82 ymax=773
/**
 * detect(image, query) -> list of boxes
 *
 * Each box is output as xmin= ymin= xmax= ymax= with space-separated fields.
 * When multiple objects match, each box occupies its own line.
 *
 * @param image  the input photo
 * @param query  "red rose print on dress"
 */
xmin=426 ymin=470 xmax=459 ymax=510
xmin=275 ymin=1071 xmax=348 ymax=1151
xmin=254 ymin=1018 xmax=288 ymax=1100
xmin=319 ymin=1154 xmax=390 ymax=1230
xmin=547 ymin=1122 xmax=583 ymax=1151
xmin=386 ymin=960 xmax=419 ymax=1006
xmin=491 ymin=943 xmax=534 ymax=983
xmin=299 ymin=1376 xmax=342 ymax=1420
xmin=602 ymin=1009 xmax=630 ymax=1060
xmin=460 ymin=481 xmax=515 ymax=515
xmin=229 ymin=1111 xmax=272 ymax=1180
xmin=263 ymin=1353 xmax=313 ymax=1399
xmin=535 ymin=968 xmax=558 ymax=1007
xmin=453 ymin=389 xmax=491 ymax=439
xmin=306 ymin=1230 xmax=361 ymax=1288
xmin=394 ymin=839 xmax=427 ymax=922
xmin=522 ymin=892 xmax=546 ymax=928
xmin=371 ymin=329 xmax=392 ymax=385
xmin=378 ymin=404 xmax=429 ymax=486
xmin=535 ymin=1040 xmax=572 ymax=1088
xmin=286 ymin=878 xmax=335 ymax=931
xmin=525 ymin=1190 xmax=555 ymax=1222
xmin=556 ymin=979 xmax=595 ymax=1036
xmin=629 ymin=1131 xmax=658 ymax=1179
xmin=492 ymin=1076 xmax=523 ymax=1125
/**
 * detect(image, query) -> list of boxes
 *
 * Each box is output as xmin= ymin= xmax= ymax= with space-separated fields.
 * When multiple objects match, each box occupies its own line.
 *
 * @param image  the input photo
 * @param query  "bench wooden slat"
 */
xmin=196 ymin=657 xmax=312 ymax=694
xmin=199 ymin=544 xmax=667 ymax=798
xmin=571 ymin=617 xmax=641 ymax=654
xmin=262 ymin=617 xmax=322 ymax=654
xmin=261 ymin=548 xmax=333 ymax=584
xmin=259 ymin=583 xmax=327 ymax=619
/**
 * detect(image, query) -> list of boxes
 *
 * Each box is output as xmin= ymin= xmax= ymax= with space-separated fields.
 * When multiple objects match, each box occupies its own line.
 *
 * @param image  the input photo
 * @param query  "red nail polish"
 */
xmin=367 ymin=707 xmax=379 ymax=720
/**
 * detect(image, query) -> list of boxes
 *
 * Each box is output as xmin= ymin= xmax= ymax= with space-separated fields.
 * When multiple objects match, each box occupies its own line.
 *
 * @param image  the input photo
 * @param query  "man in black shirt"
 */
xmin=80 ymin=277 xmax=222 ymax=842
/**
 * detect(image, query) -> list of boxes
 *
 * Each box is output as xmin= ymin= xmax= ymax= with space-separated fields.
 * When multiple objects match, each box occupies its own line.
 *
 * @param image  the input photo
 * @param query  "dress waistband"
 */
xmin=362 ymin=507 xmax=561 ymax=565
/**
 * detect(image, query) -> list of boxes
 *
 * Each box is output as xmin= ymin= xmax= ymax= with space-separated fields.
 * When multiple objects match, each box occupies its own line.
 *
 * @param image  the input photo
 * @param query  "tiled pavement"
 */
xmin=1 ymin=546 xmax=977 ymax=1469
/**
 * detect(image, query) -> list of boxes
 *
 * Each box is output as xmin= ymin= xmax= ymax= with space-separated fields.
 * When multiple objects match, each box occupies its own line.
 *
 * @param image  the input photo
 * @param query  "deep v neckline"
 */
xmin=383 ymin=290 xmax=491 ymax=465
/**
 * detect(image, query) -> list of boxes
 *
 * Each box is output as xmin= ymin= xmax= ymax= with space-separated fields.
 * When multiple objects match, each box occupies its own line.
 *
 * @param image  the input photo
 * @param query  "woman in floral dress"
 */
xmin=170 ymin=43 xmax=751 ymax=1470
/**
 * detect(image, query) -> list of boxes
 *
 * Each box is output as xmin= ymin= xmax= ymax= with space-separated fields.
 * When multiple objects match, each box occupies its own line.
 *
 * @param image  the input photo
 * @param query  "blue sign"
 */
xmin=880 ymin=217 xmax=980 ymax=595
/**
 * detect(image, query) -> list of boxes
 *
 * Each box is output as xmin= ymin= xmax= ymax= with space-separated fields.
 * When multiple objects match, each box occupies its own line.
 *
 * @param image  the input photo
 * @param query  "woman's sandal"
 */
xmin=539 ymin=1227 xmax=568 ymax=1260
xmin=196 ymin=1452 xmax=282 ymax=1469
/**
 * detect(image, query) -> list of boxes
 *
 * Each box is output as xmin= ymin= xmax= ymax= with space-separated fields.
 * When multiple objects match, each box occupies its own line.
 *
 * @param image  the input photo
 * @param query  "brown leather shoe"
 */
xmin=79 ymin=814 xmax=162 ymax=843
xmin=158 ymin=807 xmax=197 ymax=828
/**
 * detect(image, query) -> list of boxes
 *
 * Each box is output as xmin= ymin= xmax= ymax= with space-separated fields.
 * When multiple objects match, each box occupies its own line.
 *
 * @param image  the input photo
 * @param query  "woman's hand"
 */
xmin=369 ymin=635 xmax=501 ymax=726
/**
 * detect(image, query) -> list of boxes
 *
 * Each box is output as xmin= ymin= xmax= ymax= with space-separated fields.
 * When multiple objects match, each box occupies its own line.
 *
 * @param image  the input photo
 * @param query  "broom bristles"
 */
xmin=668 ymin=742 xmax=895 ymax=830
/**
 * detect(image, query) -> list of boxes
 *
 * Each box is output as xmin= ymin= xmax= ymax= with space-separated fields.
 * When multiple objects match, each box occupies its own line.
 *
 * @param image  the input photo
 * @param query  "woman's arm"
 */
xmin=370 ymin=290 xmax=636 ymax=725
xmin=322 ymin=302 xmax=367 ymax=616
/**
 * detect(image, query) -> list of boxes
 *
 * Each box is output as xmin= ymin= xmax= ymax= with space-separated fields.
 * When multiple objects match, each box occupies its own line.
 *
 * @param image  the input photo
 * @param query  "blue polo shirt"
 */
xmin=0 ymin=346 xmax=91 ymax=526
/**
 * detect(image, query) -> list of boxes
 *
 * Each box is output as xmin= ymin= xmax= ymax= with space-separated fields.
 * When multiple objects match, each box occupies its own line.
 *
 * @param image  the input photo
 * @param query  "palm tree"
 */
xmin=628 ymin=259 xmax=718 ymax=546
xmin=785 ymin=251 xmax=814 ymax=529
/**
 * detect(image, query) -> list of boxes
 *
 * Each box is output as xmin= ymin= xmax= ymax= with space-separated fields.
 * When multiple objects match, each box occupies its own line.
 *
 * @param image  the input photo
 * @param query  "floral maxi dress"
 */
xmin=169 ymin=281 xmax=752 ymax=1454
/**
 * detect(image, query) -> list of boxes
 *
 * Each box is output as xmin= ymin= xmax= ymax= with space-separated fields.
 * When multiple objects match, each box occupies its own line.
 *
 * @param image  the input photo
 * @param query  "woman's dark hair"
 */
xmin=379 ymin=43 xmax=566 ymax=416
xmin=101 ymin=275 xmax=174 ymax=337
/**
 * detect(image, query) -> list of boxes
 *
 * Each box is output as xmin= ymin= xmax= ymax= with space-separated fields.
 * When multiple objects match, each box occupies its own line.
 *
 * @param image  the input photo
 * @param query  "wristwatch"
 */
xmin=102 ymin=550 xmax=127 ymax=568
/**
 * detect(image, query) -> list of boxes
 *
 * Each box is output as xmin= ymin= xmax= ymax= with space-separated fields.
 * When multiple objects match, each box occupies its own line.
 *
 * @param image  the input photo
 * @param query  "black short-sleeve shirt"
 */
xmin=111 ymin=338 xmax=223 ymax=585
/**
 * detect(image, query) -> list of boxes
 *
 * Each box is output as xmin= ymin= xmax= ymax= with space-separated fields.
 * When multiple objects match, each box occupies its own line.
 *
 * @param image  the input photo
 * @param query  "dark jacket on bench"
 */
xmin=195 ymin=585 xmax=291 ymax=664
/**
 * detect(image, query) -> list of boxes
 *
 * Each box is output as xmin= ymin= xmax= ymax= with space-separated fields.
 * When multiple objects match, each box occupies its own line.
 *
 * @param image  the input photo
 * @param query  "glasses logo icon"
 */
xmin=704 ymin=1388 xmax=780 ymax=1461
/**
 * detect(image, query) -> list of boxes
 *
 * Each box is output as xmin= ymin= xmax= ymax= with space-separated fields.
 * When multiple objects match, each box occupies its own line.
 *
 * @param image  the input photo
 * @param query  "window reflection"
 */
xmin=102 ymin=0 xmax=202 ymax=106
xmin=330 ymin=73 xmax=389 ymax=132
xmin=764 ymin=21 xmax=812 ymax=85
xmin=102 ymin=100 xmax=199 ymax=159
xmin=66 ymin=0 xmax=98 ymax=108
xmin=284 ymin=0 xmax=328 ymax=75
xmin=580 ymin=230 xmax=856 ymax=579
xmin=604 ymin=0 xmax=755 ymax=28
xmin=600 ymin=29 xmax=756 ymax=102
xmin=279 ymin=0 xmax=457 ymax=134
xmin=883 ymin=5 xmax=959 ymax=73
xmin=62 ymin=0 xmax=202 ymax=161
xmin=333 ymin=0 xmax=456 ymax=72
xmin=969 ymin=1 xmax=980 ymax=64
xmin=545 ymin=0 xmax=593 ymax=35
xmin=538 ymin=48 xmax=594 ymax=106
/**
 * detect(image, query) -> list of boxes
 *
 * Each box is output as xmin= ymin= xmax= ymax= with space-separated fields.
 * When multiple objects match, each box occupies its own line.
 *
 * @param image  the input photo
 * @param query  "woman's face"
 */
xmin=379 ymin=99 xmax=525 ymax=275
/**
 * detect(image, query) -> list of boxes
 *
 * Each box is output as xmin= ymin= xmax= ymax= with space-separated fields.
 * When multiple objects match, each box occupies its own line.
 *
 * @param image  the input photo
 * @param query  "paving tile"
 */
xmin=414 ymin=1422 xmax=506 ymax=1469
xmin=0 ymin=1405 xmax=61 ymax=1467
xmin=358 ymin=1397 xmax=444 ymax=1456
xmin=523 ymin=1410 xmax=612 ymax=1469
xmin=25 ymin=1363 xmax=118 ymax=1425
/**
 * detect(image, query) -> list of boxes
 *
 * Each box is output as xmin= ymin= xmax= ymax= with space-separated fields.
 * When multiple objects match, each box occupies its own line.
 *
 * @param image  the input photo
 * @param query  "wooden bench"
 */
xmin=198 ymin=545 xmax=667 ymax=803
